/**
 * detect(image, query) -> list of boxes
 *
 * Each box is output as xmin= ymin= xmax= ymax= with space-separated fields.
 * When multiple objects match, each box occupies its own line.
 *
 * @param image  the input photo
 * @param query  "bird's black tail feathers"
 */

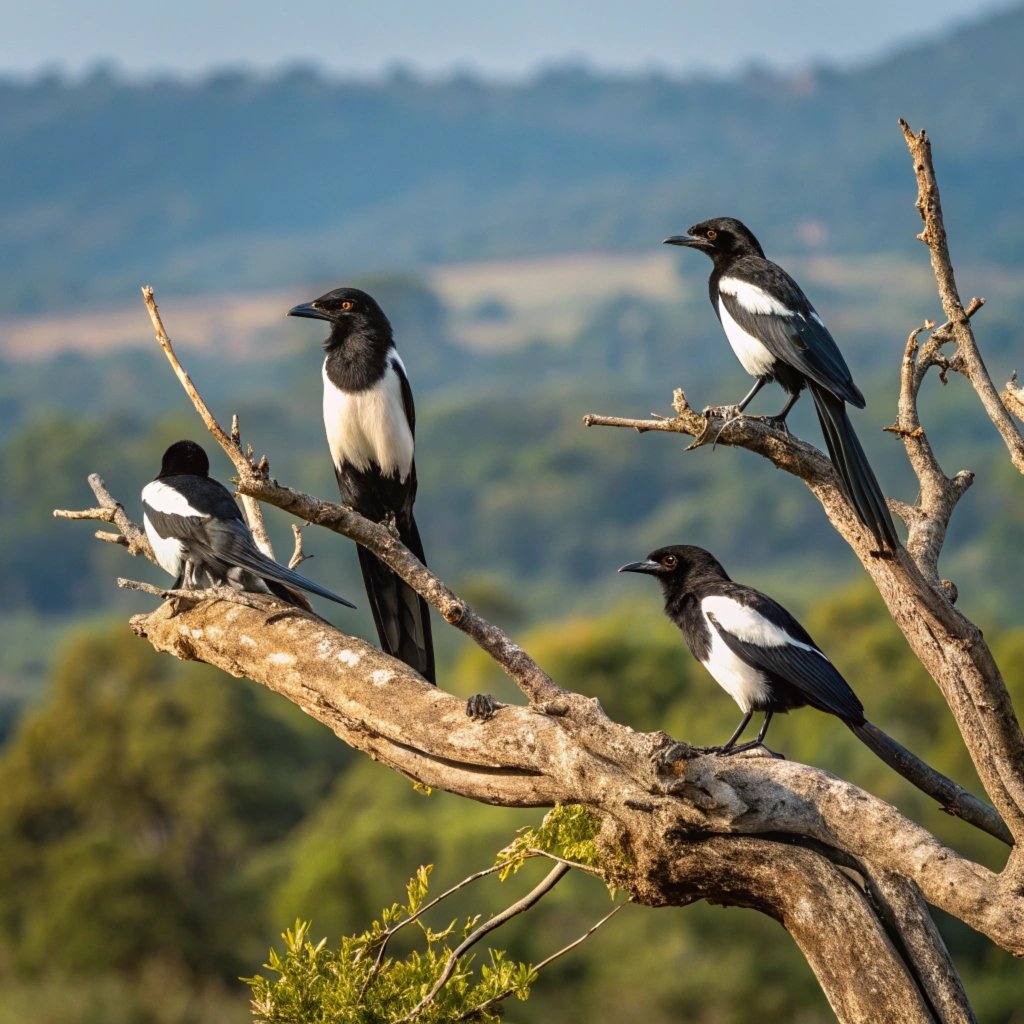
xmin=356 ymin=517 xmax=436 ymax=684
xmin=219 ymin=541 xmax=357 ymax=609
xmin=808 ymin=383 xmax=899 ymax=551
xmin=848 ymin=719 xmax=1010 ymax=845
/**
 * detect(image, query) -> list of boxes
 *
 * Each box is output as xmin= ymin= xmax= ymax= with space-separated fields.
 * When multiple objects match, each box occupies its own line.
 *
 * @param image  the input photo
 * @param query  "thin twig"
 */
xmin=455 ymin=900 xmax=628 ymax=1022
xmin=397 ymin=863 xmax=571 ymax=1022
xmin=141 ymin=286 xmax=236 ymax=458
xmin=288 ymin=523 xmax=312 ymax=570
xmin=116 ymin=577 xmax=290 ymax=613
xmin=54 ymin=473 xmax=155 ymax=564
xmin=357 ymin=861 xmax=514 ymax=1000
xmin=899 ymin=120 xmax=1024 ymax=473
xmin=523 ymin=848 xmax=605 ymax=876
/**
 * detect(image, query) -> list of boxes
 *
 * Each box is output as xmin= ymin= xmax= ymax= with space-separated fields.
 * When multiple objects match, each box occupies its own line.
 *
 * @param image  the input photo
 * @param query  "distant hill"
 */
xmin=2 ymin=3 xmax=1023 ymax=313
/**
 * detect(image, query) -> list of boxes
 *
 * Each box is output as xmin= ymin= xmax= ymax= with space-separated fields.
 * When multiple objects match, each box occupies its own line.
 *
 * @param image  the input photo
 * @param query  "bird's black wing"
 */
xmin=704 ymin=586 xmax=863 ymax=721
xmin=199 ymin=517 xmax=356 ymax=608
xmin=393 ymin=355 xmax=416 ymax=436
xmin=719 ymin=259 xmax=865 ymax=408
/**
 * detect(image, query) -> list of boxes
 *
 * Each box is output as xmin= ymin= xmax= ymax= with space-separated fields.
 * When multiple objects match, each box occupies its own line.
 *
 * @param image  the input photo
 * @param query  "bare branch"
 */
xmin=141 ymin=285 xmax=237 ymax=460
xmin=54 ymin=473 xmax=155 ymax=564
xmin=116 ymin=577 xmax=294 ymax=614
xmin=288 ymin=522 xmax=311 ymax=570
xmin=899 ymin=119 xmax=1024 ymax=472
xmin=867 ymin=871 xmax=975 ymax=1023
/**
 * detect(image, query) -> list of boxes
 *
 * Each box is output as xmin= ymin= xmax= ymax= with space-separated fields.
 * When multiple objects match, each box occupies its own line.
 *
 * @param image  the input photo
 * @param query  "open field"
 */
xmin=0 ymin=248 xmax=1011 ymax=364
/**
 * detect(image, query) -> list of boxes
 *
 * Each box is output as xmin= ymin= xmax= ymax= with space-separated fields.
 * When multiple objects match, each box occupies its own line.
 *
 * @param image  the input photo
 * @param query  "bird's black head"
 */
xmin=156 ymin=439 xmax=210 ymax=479
xmin=287 ymin=286 xmax=393 ymax=352
xmin=663 ymin=217 xmax=765 ymax=263
xmin=618 ymin=544 xmax=730 ymax=594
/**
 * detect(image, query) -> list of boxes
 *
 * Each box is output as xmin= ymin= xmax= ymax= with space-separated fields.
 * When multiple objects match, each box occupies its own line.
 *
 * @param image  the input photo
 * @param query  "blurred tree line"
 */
xmin=3 ymin=3 xmax=1024 ymax=314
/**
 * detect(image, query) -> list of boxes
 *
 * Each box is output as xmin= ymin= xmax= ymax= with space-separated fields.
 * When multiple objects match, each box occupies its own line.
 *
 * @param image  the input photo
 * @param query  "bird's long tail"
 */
xmin=808 ymin=383 xmax=898 ymax=550
xmin=848 ymin=719 xmax=1010 ymax=845
xmin=221 ymin=543 xmax=357 ymax=609
xmin=356 ymin=516 xmax=436 ymax=684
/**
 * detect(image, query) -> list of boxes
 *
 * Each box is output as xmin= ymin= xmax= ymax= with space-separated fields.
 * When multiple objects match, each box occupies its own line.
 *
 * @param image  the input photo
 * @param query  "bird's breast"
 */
xmin=322 ymin=360 xmax=414 ymax=479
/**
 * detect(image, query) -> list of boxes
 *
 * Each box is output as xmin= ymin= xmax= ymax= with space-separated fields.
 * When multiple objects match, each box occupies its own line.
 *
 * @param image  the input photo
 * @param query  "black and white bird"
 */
xmin=618 ymin=543 xmax=1013 ymax=845
xmin=142 ymin=440 xmax=356 ymax=610
xmin=664 ymin=217 xmax=898 ymax=551
xmin=620 ymin=544 xmax=865 ymax=752
xmin=288 ymin=287 xmax=435 ymax=683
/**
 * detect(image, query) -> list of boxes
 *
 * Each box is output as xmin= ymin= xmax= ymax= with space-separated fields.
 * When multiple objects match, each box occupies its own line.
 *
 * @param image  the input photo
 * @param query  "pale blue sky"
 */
xmin=0 ymin=0 xmax=1012 ymax=79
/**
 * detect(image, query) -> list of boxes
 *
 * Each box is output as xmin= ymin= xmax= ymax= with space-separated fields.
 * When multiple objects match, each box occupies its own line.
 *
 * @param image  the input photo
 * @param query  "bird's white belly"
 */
xmin=702 ymin=613 xmax=771 ymax=712
xmin=322 ymin=361 xmax=414 ymax=478
xmin=718 ymin=299 xmax=777 ymax=378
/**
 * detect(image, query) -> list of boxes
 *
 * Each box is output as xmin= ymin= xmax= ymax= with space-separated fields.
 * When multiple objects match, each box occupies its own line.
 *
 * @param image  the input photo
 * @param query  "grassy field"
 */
xmin=5 ymin=247 xmax=1009 ymax=364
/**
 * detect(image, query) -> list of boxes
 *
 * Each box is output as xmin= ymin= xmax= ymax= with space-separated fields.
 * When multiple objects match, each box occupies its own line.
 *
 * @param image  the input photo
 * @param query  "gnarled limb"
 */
xmin=123 ymin=596 xmax=1024 ymax=961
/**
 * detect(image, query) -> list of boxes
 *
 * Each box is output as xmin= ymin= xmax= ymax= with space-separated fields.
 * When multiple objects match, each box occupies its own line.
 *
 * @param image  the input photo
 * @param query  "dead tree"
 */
xmin=55 ymin=122 xmax=1024 ymax=1022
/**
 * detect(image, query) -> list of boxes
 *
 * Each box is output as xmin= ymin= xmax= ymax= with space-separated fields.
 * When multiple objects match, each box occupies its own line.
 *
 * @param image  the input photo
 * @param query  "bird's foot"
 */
xmin=706 ymin=741 xmax=784 ymax=759
xmin=756 ymin=414 xmax=791 ymax=435
xmin=466 ymin=694 xmax=502 ymax=721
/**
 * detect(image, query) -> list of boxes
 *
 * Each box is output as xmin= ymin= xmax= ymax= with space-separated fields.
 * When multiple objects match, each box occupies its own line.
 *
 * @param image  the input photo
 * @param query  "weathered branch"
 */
xmin=54 ymin=472 xmax=155 ymax=564
xmin=899 ymin=119 xmax=1024 ymax=473
xmin=124 ymin=597 xmax=1024 ymax=960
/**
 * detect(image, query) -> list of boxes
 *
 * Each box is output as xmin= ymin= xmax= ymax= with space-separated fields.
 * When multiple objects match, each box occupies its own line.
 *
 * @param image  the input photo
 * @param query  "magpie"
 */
xmin=288 ymin=287 xmax=436 ymax=683
xmin=142 ymin=440 xmax=356 ymax=611
xmin=619 ymin=544 xmax=869 ymax=752
xmin=617 ymin=543 xmax=1016 ymax=845
xmin=664 ymin=217 xmax=898 ymax=551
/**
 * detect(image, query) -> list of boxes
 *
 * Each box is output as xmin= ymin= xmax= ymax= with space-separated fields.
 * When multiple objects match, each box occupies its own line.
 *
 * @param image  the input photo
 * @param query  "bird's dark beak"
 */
xmin=287 ymin=302 xmax=331 ymax=322
xmin=663 ymin=233 xmax=711 ymax=251
xmin=618 ymin=559 xmax=664 ymax=576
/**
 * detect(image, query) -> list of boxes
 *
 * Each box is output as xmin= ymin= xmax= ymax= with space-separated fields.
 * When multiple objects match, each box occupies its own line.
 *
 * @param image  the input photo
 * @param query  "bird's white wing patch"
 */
xmin=719 ymin=277 xmax=792 ymax=316
xmin=141 ymin=480 xmax=199 ymax=579
xmin=141 ymin=479 xmax=204 ymax=519
xmin=717 ymin=299 xmax=776 ymax=377
xmin=322 ymin=358 xmax=414 ymax=479
xmin=702 ymin=595 xmax=827 ymax=658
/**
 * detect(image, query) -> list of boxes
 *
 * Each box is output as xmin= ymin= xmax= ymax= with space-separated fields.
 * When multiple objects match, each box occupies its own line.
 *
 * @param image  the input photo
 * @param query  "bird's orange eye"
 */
xmin=340 ymin=300 xmax=354 ymax=311
xmin=706 ymin=229 xmax=717 ymax=241
xmin=661 ymin=554 xmax=678 ymax=569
